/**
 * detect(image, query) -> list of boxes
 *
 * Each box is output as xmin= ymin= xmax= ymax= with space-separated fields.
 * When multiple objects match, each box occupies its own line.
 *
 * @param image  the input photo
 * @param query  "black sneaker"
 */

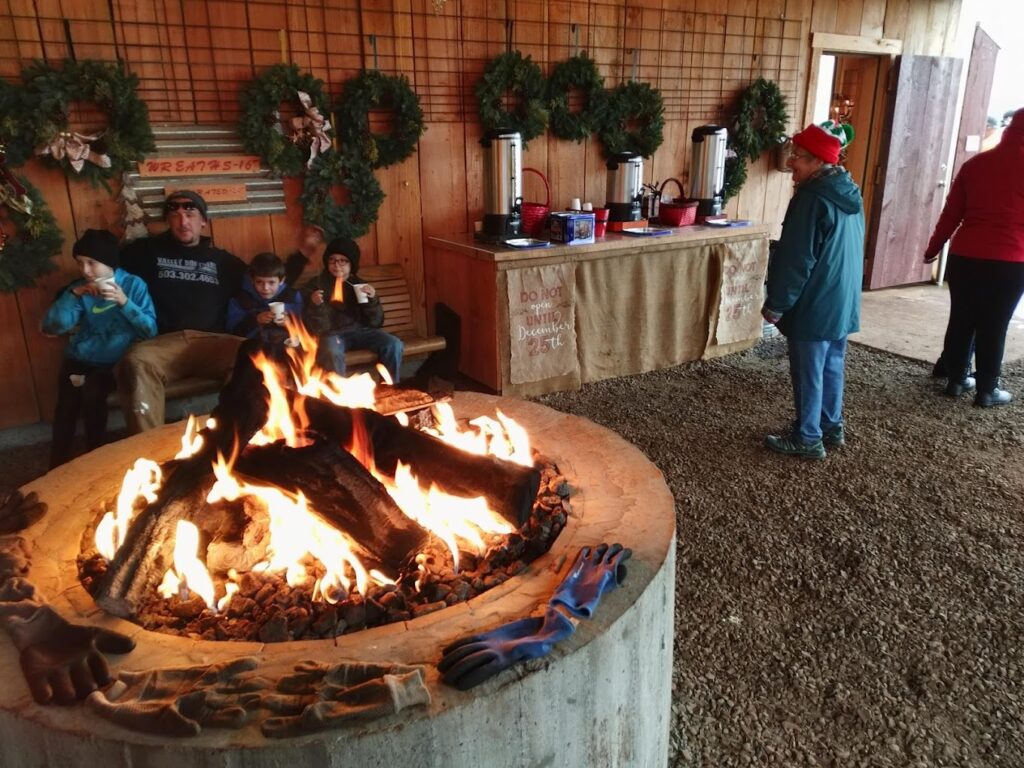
xmin=975 ymin=389 xmax=1013 ymax=408
xmin=764 ymin=434 xmax=826 ymax=459
xmin=822 ymin=424 xmax=845 ymax=447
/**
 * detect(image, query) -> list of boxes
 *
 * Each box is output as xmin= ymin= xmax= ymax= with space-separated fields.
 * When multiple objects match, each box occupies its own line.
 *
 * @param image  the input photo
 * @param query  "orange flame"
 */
xmin=331 ymin=278 xmax=345 ymax=303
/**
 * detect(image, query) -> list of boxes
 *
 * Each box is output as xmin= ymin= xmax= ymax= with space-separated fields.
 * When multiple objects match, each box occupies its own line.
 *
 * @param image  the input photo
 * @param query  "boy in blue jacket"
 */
xmin=226 ymin=251 xmax=303 ymax=351
xmin=43 ymin=229 xmax=157 ymax=467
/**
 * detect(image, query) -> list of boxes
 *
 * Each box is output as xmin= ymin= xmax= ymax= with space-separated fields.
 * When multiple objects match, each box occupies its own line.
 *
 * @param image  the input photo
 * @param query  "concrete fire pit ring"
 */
xmin=0 ymin=392 xmax=675 ymax=767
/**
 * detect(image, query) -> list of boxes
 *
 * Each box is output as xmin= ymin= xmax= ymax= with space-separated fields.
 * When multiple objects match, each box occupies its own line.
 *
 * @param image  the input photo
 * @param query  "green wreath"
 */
xmin=475 ymin=51 xmax=549 ymax=145
xmin=0 ymin=176 xmax=64 ymax=293
xmin=336 ymin=70 xmax=425 ymax=169
xmin=546 ymin=54 xmax=604 ymax=143
xmin=8 ymin=59 xmax=154 ymax=186
xmin=594 ymin=81 xmax=665 ymax=158
xmin=723 ymin=78 xmax=788 ymax=201
xmin=239 ymin=64 xmax=332 ymax=178
xmin=300 ymin=149 xmax=384 ymax=241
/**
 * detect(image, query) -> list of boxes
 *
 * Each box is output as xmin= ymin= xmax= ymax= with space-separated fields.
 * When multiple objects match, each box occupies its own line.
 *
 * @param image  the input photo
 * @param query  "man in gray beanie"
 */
xmin=117 ymin=190 xmax=247 ymax=433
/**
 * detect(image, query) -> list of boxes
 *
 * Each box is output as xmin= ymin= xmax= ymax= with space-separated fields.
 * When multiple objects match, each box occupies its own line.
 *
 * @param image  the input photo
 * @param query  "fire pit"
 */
xmin=0 ymin=392 xmax=675 ymax=766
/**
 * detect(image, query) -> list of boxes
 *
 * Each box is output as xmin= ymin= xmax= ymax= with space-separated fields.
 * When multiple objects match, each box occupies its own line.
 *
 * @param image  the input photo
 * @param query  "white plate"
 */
xmin=622 ymin=227 xmax=672 ymax=236
xmin=504 ymin=238 xmax=552 ymax=248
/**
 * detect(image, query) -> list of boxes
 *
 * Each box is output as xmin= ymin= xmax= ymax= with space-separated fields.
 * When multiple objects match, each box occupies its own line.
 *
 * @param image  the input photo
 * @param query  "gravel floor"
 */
xmin=536 ymin=338 xmax=1024 ymax=768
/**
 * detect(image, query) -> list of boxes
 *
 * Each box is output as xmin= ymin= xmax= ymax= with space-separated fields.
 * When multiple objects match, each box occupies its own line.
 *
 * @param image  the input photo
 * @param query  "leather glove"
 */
xmin=4 ymin=605 xmax=135 ymax=705
xmin=87 ymin=657 xmax=265 ymax=736
xmin=256 ymin=660 xmax=430 ymax=738
xmin=549 ymin=543 xmax=631 ymax=620
xmin=438 ymin=606 xmax=575 ymax=691
xmin=0 ymin=490 xmax=47 ymax=534
xmin=0 ymin=576 xmax=43 ymax=620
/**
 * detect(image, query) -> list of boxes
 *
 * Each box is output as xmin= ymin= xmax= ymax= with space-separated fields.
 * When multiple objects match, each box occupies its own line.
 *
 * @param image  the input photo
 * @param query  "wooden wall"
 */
xmin=0 ymin=0 xmax=962 ymax=430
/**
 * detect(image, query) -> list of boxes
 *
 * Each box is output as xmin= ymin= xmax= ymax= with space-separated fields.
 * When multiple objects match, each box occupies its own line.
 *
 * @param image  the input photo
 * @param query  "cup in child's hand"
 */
xmin=269 ymin=301 xmax=286 ymax=321
xmin=353 ymin=284 xmax=370 ymax=304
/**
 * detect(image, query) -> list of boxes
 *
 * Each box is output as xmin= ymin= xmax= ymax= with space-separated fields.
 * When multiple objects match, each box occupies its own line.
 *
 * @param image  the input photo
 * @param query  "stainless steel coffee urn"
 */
xmin=690 ymin=125 xmax=727 ymax=220
xmin=478 ymin=128 xmax=523 ymax=242
xmin=605 ymin=151 xmax=644 ymax=222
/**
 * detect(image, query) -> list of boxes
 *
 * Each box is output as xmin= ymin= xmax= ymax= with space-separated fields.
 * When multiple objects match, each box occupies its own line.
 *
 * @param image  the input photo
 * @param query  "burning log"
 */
xmin=93 ymin=344 xmax=271 ymax=618
xmin=301 ymin=397 xmax=541 ymax=528
xmin=235 ymin=441 xmax=431 ymax=576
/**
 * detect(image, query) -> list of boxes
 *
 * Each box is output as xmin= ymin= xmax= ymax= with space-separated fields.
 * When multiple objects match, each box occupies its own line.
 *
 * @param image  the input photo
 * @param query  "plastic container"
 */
xmin=549 ymin=211 xmax=596 ymax=245
xmin=520 ymin=167 xmax=551 ymax=237
xmin=593 ymin=207 xmax=610 ymax=238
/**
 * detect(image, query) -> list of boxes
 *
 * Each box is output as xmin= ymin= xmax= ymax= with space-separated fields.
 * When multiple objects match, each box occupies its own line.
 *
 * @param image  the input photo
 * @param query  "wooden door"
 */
xmin=866 ymin=55 xmax=962 ymax=290
xmin=951 ymin=25 xmax=999 ymax=180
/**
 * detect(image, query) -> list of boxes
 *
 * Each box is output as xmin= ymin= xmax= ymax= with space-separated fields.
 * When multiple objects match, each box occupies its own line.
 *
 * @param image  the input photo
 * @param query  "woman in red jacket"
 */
xmin=923 ymin=107 xmax=1024 ymax=407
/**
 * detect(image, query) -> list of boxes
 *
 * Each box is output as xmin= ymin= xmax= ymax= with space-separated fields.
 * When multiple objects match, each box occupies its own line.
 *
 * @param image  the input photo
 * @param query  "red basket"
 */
xmin=520 ymin=167 xmax=551 ymax=237
xmin=656 ymin=178 xmax=697 ymax=227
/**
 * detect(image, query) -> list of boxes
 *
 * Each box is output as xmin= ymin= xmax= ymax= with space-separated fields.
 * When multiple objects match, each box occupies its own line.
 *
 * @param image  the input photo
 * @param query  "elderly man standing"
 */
xmin=117 ymin=190 xmax=247 ymax=433
xmin=761 ymin=124 xmax=865 ymax=459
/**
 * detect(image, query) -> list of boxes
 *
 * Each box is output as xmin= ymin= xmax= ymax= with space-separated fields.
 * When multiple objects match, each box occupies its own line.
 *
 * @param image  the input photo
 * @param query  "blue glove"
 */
xmin=549 ymin=543 xmax=632 ymax=619
xmin=438 ymin=607 xmax=575 ymax=690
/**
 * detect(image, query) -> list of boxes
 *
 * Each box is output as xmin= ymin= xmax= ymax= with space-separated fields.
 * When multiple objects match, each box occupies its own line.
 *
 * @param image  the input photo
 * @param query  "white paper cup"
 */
xmin=353 ymin=284 xmax=369 ymax=304
xmin=268 ymin=301 xmax=286 ymax=320
xmin=570 ymin=197 xmax=582 ymax=211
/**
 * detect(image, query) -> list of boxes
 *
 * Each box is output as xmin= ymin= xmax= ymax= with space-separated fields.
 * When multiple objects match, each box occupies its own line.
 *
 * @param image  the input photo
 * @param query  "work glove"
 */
xmin=549 ymin=543 xmax=632 ymax=619
xmin=4 ymin=605 xmax=135 ymax=705
xmin=438 ymin=606 xmax=575 ymax=691
xmin=0 ymin=490 xmax=47 ymax=534
xmin=256 ymin=660 xmax=431 ymax=738
xmin=87 ymin=657 xmax=265 ymax=736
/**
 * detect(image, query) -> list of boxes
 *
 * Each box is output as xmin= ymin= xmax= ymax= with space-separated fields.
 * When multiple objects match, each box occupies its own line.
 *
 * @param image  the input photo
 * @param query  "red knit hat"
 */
xmin=791 ymin=124 xmax=841 ymax=164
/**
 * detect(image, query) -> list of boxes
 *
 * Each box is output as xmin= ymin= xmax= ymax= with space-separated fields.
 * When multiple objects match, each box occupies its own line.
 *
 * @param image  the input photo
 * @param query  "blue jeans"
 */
xmin=787 ymin=337 xmax=847 ymax=444
xmin=316 ymin=328 xmax=405 ymax=383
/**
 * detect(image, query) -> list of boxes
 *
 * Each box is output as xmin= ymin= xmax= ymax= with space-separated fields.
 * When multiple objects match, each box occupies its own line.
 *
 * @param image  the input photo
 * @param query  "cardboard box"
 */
xmin=548 ymin=211 xmax=596 ymax=245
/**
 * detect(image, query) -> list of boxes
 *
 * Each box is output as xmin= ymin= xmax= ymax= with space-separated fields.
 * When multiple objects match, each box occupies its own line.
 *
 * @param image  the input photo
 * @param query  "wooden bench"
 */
xmin=108 ymin=264 xmax=447 ymax=407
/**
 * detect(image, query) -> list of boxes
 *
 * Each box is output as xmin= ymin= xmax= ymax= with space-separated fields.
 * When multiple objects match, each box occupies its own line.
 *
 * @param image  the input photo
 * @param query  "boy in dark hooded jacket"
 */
xmin=226 ymin=251 xmax=303 ymax=347
xmin=302 ymin=237 xmax=404 ymax=382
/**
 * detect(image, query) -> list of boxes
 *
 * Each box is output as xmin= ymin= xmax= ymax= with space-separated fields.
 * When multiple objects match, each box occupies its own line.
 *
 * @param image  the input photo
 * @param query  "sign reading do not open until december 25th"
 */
xmin=507 ymin=264 xmax=578 ymax=384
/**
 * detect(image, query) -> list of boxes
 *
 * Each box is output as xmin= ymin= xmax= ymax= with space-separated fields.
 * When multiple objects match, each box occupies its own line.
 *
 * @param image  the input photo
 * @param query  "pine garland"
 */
xmin=546 ymin=54 xmax=604 ymax=143
xmin=300 ymin=149 xmax=384 ymax=242
xmin=238 ymin=63 xmax=332 ymax=178
xmin=723 ymin=77 xmax=788 ymax=201
xmin=8 ymin=59 xmax=154 ymax=186
xmin=336 ymin=70 xmax=425 ymax=169
xmin=475 ymin=51 xmax=549 ymax=145
xmin=0 ymin=176 xmax=64 ymax=293
xmin=594 ymin=81 xmax=665 ymax=158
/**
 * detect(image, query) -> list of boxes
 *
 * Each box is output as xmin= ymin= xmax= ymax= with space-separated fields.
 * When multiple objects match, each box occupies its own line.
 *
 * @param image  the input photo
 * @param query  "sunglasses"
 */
xmin=165 ymin=201 xmax=200 ymax=213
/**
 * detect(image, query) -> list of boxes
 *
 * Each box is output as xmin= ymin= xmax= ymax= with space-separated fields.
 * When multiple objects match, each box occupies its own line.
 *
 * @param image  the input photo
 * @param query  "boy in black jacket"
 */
xmin=227 ymin=252 xmax=303 ymax=346
xmin=302 ymin=238 xmax=404 ymax=382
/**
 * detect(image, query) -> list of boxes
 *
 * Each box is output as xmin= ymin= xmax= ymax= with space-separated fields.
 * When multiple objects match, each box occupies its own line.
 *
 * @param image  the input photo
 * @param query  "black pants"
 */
xmin=50 ymin=358 xmax=116 ymax=469
xmin=945 ymin=254 xmax=1024 ymax=393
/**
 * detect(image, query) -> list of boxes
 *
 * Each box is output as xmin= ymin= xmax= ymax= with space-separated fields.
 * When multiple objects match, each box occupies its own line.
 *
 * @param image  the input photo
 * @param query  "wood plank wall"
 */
xmin=1 ymin=0 xmax=962 ymax=429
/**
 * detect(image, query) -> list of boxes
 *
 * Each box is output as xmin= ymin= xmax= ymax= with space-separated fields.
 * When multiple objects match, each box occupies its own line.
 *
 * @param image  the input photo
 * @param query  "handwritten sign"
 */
xmin=165 ymin=184 xmax=247 ymax=203
xmin=714 ymin=239 xmax=769 ymax=345
xmin=507 ymin=265 xmax=577 ymax=384
xmin=139 ymin=155 xmax=263 ymax=177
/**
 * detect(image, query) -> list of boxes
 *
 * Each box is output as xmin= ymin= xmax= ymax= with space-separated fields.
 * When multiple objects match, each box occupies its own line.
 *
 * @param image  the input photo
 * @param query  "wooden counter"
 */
xmin=425 ymin=225 xmax=771 ymax=396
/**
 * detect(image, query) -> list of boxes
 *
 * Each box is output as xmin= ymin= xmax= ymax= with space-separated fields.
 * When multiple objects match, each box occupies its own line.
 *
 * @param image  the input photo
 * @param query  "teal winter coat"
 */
xmin=765 ymin=167 xmax=865 ymax=341
xmin=42 ymin=268 xmax=157 ymax=366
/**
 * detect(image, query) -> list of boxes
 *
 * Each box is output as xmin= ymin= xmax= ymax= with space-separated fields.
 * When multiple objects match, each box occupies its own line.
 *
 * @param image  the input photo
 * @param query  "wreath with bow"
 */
xmin=335 ymin=70 xmax=425 ymax=169
xmin=6 ymin=59 xmax=154 ymax=188
xmin=475 ymin=51 xmax=549 ymax=145
xmin=546 ymin=54 xmax=604 ymax=143
xmin=0 ymin=173 xmax=64 ymax=294
xmin=239 ymin=64 xmax=334 ymax=178
xmin=594 ymin=81 xmax=665 ymax=158
xmin=723 ymin=77 xmax=789 ymax=202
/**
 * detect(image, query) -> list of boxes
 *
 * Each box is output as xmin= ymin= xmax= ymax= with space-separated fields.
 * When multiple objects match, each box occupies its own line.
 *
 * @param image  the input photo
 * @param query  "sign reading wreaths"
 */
xmin=139 ymin=155 xmax=263 ymax=177
xmin=507 ymin=264 xmax=578 ymax=384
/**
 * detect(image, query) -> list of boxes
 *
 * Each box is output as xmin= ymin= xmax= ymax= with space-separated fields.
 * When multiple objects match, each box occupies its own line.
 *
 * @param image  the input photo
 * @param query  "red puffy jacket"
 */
xmin=923 ymin=110 xmax=1024 ymax=263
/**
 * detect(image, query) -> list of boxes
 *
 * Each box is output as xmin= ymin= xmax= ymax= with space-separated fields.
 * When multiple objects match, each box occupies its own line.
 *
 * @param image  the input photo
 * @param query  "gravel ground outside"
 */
xmin=536 ymin=339 xmax=1024 ymax=768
